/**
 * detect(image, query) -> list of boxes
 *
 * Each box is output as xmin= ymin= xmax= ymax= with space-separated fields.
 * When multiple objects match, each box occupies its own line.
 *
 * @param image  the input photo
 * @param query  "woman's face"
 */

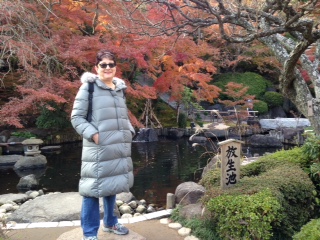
xmin=95 ymin=57 xmax=116 ymax=82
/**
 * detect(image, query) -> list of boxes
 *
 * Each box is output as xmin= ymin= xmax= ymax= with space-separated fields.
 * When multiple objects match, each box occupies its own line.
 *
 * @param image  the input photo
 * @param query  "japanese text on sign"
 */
xmin=225 ymin=145 xmax=238 ymax=185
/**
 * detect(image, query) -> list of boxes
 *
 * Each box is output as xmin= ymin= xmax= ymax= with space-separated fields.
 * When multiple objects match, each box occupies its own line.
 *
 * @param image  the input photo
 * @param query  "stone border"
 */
xmin=4 ymin=209 xmax=173 ymax=230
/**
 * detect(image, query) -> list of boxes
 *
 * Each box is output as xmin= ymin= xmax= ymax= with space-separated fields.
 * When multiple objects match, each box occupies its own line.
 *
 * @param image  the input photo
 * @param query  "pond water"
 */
xmin=0 ymin=137 xmax=281 ymax=207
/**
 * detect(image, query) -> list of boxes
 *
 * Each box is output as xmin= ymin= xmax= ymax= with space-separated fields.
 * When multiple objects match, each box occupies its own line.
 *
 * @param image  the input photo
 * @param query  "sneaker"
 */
xmin=82 ymin=236 xmax=98 ymax=240
xmin=103 ymin=223 xmax=129 ymax=235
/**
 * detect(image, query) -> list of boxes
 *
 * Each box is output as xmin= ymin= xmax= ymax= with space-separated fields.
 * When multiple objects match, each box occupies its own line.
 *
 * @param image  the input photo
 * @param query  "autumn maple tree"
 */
xmin=108 ymin=0 xmax=320 ymax=135
xmin=0 ymin=0 xmax=158 ymax=128
xmin=1 ymin=0 xmax=229 ymax=129
xmin=219 ymin=82 xmax=256 ymax=125
xmin=153 ymin=38 xmax=221 ymax=101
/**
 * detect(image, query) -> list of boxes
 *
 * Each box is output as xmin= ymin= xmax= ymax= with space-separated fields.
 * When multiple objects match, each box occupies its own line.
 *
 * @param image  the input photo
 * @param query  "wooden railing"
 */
xmin=193 ymin=110 xmax=259 ymax=123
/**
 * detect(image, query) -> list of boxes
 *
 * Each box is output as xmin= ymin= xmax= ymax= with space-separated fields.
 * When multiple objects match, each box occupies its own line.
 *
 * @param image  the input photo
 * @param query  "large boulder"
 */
xmin=7 ymin=192 xmax=83 ymax=223
xmin=269 ymin=106 xmax=287 ymax=118
xmin=17 ymin=174 xmax=39 ymax=191
xmin=179 ymin=203 xmax=205 ymax=220
xmin=117 ymin=192 xmax=135 ymax=203
xmin=201 ymin=155 xmax=220 ymax=179
xmin=175 ymin=182 xmax=205 ymax=206
xmin=14 ymin=154 xmax=47 ymax=170
xmin=168 ymin=128 xmax=184 ymax=140
xmin=5 ymin=192 xmax=136 ymax=223
xmin=248 ymin=134 xmax=283 ymax=148
xmin=133 ymin=128 xmax=158 ymax=142
xmin=282 ymin=127 xmax=305 ymax=145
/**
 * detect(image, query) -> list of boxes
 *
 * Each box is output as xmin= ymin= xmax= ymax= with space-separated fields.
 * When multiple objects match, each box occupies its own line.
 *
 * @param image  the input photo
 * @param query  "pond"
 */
xmin=0 ymin=137 xmax=281 ymax=207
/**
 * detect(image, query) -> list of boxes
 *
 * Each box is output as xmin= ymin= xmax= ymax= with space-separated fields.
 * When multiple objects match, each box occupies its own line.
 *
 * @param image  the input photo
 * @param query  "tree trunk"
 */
xmin=260 ymin=33 xmax=320 ymax=135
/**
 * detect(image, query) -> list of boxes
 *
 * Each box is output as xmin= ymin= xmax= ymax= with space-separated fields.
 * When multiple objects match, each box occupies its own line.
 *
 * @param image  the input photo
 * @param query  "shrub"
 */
xmin=196 ymin=121 xmax=204 ymax=127
xmin=152 ymin=99 xmax=177 ymax=128
xmin=300 ymin=135 xmax=320 ymax=215
xmin=11 ymin=131 xmax=37 ymax=138
xmin=200 ymin=167 xmax=221 ymax=188
xmin=170 ymin=206 xmax=221 ymax=240
xmin=301 ymin=135 xmax=320 ymax=162
xmin=253 ymin=100 xmax=268 ymax=114
xmin=293 ymin=218 xmax=320 ymax=240
xmin=36 ymin=102 xmax=71 ymax=129
xmin=258 ymin=165 xmax=315 ymax=238
xmin=263 ymin=92 xmax=284 ymax=108
xmin=262 ymin=147 xmax=308 ymax=167
xmin=240 ymin=147 xmax=309 ymax=177
xmin=201 ymin=153 xmax=316 ymax=239
xmin=178 ymin=112 xmax=187 ymax=128
xmin=184 ymin=218 xmax=221 ymax=240
xmin=213 ymin=72 xmax=270 ymax=100
xmin=207 ymin=189 xmax=281 ymax=240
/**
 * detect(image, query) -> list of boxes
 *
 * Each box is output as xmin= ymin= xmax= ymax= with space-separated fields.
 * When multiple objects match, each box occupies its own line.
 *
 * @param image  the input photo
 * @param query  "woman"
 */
xmin=71 ymin=50 xmax=135 ymax=240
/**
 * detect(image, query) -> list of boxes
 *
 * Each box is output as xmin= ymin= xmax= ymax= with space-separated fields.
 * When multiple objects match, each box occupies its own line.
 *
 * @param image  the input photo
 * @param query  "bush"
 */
xmin=170 ymin=206 xmax=221 ymax=240
xmin=293 ymin=218 xmax=320 ymax=240
xmin=36 ymin=102 xmax=71 ymax=129
xmin=152 ymin=99 xmax=178 ymax=128
xmin=178 ymin=112 xmax=187 ymax=128
xmin=201 ymin=152 xmax=316 ymax=239
xmin=263 ymin=92 xmax=284 ymax=108
xmin=241 ymin=147 xmax=309 ymax=176
xmin=300 ymin=135 xmax=320 ymax=215
xmin=11 ymin=131 xmax=37 ymax=138
xmin=253 ymin=100 xmax=269 ymax=114
xmin=213 ymin=72 xmax=270 ymax=100
xmin=207 ymin=189 xmax=281 ymax=240
xmin=301 ymin=135 xmax=320 ymax=162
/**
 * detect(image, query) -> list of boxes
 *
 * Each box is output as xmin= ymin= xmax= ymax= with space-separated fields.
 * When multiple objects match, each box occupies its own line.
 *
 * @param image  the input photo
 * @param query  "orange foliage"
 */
xmin=0 ymin=0 xmax=159 ymax=128
xmin=154 ymin=39 xmax=221 ymax=103
xmin=0 ymin=0 xmax=226 ymax=128
xmin=219 ymin=82 xmax=255 ymax=108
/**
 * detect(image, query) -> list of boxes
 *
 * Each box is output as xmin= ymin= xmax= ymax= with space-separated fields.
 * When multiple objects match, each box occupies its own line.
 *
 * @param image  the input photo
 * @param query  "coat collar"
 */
xmin=80 ymin=72 xmax=127 ymax=90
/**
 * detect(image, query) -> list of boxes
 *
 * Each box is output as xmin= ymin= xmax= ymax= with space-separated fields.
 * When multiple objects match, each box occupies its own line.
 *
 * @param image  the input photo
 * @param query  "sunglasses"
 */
xmin=99 ymin=63 xmax=116 ymax=69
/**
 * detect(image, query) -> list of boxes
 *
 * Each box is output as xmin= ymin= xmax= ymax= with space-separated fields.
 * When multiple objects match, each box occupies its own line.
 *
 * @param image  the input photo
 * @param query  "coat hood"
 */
xmin=80 ymin=72 xmax=127 ymax=89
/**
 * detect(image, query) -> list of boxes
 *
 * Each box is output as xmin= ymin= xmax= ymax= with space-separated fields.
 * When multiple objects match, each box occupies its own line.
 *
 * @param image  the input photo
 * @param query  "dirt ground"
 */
xmin=4 ymin=219 xmax=186 ymax=240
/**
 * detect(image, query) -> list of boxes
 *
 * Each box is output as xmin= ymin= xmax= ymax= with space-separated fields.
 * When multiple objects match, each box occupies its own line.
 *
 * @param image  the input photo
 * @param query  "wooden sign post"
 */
xmin=218 ymin=139 xmax=244 ymax=189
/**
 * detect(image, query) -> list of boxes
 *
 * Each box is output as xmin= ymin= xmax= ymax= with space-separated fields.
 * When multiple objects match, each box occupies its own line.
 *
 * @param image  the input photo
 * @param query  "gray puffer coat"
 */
xmin=71 ymin=72 xmax=135 ymax=198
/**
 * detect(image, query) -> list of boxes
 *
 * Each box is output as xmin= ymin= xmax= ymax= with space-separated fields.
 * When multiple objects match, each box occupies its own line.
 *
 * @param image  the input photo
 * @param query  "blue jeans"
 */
xmin=81 ymin=195 xmax=118 ymax=237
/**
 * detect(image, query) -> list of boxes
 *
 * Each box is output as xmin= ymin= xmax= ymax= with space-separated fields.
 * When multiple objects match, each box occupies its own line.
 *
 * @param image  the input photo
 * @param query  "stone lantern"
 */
xmin=21 ymin=137 xmax=43 ymax=156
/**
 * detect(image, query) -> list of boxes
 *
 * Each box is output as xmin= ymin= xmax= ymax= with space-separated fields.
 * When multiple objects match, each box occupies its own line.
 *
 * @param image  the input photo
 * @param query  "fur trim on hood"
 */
xmin=80 ymin=72 xmax=126 ymax=89
xmin=81 ymin=72 xmax=98 ymax=83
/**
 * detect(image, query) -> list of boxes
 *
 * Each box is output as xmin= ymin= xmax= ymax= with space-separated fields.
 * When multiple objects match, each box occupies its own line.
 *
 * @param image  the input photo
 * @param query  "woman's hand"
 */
xmin=92 ymin=133 xmax=99 ymax=144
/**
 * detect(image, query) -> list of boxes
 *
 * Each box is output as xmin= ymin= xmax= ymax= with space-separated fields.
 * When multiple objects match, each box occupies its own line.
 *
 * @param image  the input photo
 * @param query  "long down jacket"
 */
xmin=71 ymin=72 xmax=135 ymax=198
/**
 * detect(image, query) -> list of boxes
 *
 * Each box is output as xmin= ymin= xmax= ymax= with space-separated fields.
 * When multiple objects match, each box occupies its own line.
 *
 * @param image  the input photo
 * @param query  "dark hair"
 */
xmin=95 ymin=50 xmax=117 ymax=66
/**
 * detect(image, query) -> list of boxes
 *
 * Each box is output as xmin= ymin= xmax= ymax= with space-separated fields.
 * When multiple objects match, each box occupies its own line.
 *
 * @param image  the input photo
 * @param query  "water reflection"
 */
xmin=130 ymin=138 xmax=206 ymax=206
xmin=0 ymin=137 xmax=282 ymax=207
xmin=0 ymin=138 xmax=205 ymax=207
